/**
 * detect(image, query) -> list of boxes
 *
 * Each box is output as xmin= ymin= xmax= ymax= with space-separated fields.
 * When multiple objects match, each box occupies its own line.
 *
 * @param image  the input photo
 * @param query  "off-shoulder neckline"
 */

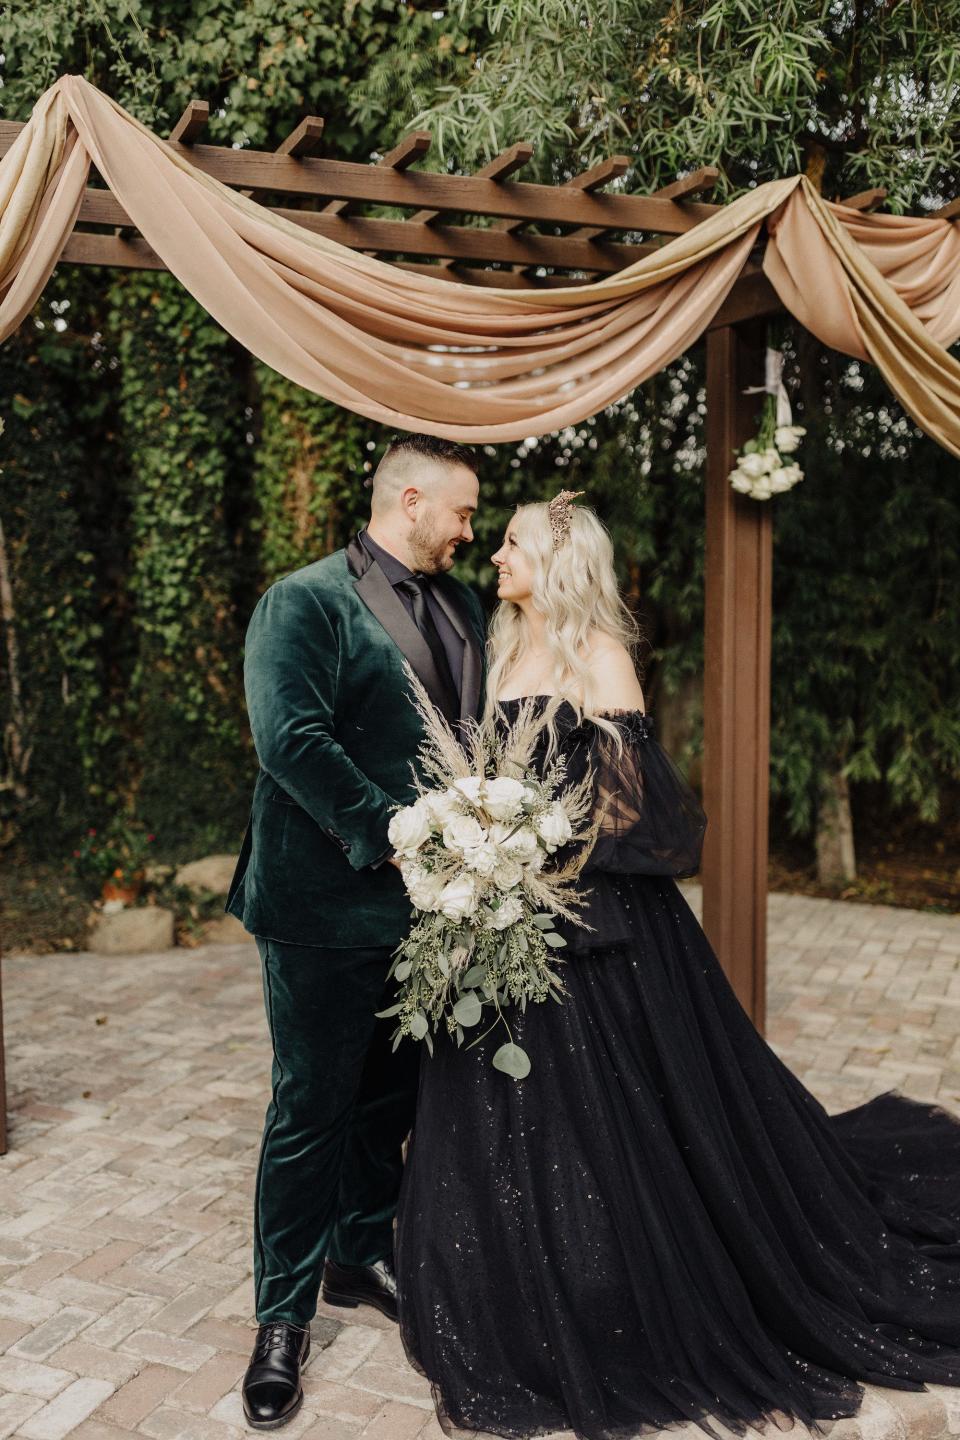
xmin=495 ymin=693 xmax=649 ymax=721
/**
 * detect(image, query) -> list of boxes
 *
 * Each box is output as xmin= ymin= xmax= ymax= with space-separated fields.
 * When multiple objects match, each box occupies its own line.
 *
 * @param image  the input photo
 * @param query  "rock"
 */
xmin=199 ymin=914 xmax=253 ymax=945
xmin=174 ymin=854 xmax=239 ymax=895
xmin=89 ymin=905 xmax=175 ymax=955
xmin=144 ymin=861 xmax=176 ymax=884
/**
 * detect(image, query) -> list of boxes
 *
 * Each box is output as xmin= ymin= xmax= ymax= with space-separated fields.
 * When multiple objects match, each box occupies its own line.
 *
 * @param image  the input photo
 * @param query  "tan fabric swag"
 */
xmin=1 ymin=75 xmax=959 ymax=451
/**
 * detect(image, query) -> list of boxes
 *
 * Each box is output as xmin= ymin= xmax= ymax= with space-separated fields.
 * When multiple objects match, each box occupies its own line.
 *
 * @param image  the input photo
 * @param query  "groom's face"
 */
xmin=408 ymin=461 xmax=479 ymax=574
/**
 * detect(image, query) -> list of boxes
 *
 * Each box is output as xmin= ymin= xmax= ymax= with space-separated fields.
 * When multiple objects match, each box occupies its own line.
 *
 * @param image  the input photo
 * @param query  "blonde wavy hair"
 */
xmin=482 ymin=499 xmax=643 ymax=762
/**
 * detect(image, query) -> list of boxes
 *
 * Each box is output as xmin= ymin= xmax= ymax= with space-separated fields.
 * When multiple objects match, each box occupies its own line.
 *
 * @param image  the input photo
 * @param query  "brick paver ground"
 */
xmin=1 ymin=884 xmax=959 ymax=1440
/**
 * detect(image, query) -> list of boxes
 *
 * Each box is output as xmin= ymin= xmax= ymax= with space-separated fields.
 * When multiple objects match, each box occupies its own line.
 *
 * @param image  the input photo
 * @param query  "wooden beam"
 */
xmin=169 ymin=99 xmax=210 ymax=146
xmin=501 ymin=154 xmax=631 ymax=239
xmin=72 ymin=188 xmax=661 ymax=270
xmin=703 ymin=320 xmax=772 ymax=1029
xmin=932 ymin=196 xmax=960 ymax=220
xmin=837 ymin=186 xmax=887 ymax=212
xmin=0 ymin=120 xmax=716 ymax=233
xmin=276 ymin=116 xmax=325 ymax=158
xmin=410 ymin=142 xmax=534 ymax=227
xmin=323 ymin=130 xmax=431 ymax=217
xmin=654 ymin=166 xmax=720 ymax=202
xmin=541 ymin=165 xmax=721 ymax=257
xmin=56 ymin=226 xmax=783 ymax=325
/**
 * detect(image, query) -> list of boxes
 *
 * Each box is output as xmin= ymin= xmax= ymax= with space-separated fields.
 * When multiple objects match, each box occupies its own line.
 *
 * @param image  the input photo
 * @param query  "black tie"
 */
xmin=396 ymin=575 xmax=460 ymax=720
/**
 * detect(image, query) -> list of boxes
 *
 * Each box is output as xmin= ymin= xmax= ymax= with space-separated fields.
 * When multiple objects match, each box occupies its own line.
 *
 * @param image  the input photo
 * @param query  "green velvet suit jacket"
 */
xmin=225 ymin=532 xmax=488 ymax=948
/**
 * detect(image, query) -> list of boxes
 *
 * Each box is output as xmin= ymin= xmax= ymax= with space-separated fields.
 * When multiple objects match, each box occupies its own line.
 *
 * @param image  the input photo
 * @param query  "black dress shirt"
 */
xmin=357 ymin=529 xmax=467 ymax=872
xmin=358 ymin=528 xmax=465 ymax=699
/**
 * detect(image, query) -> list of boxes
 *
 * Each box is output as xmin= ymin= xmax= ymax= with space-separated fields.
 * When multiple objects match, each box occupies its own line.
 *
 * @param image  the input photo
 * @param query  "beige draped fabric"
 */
xmin=2 ymin=74 xmax=960 ymax=451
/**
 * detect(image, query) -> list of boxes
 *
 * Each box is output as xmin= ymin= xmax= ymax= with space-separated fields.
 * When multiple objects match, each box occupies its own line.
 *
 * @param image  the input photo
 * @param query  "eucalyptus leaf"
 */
xmin=543 ymin=932 xmax=567 ymax=948
xmin=492 ymin=1042 xmax=532 ymax=1079
xmin=394 ymin=959 xmax=413 ymax=982
xmin=532 ymin=913 xmax=555 ymax=929
xmin=409 ymin=1011 xmax=429 ymax=1040
xmin=374 ymin=1002 xmax=403 ymax=1018
xmin=461 ymin=963 xmax=487 ymax=987
xmin=453 ymin=992 xmax=483 ymax=1027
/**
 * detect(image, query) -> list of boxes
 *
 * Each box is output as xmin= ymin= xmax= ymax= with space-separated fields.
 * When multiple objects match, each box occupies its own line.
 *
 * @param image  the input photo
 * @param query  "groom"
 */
xmin=224 ymin=434 xmax=486 ymax=1430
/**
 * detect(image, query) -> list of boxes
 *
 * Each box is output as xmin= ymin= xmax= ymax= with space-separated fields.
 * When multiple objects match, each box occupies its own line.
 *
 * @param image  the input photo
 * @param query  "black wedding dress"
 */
xmin=394 ymin=696 xmax=960 ymax=1440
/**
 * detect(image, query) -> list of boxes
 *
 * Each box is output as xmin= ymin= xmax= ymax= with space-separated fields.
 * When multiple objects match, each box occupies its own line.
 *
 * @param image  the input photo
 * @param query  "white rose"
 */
xmin=730 ymin=468 xmax=753 ymax=494
xmin=534 ymin=804 xmax=573 ymax=851
xmin=442 ymin=813 xmax=487 ymax=855
xmin=774 ymin=425 xmax=805 ymax=454
xmin=388 ymin=801 xmax=432 ymax=853
xmin=750 ymin=481 xmax=773 ymax=500
xmin=485 ymin=894 xmax=524 ymax=931
xmin=452 ymin=776 xmax=485 ymax=808
xmin=483 ymin=776 xmax=527 ymax=821
xmin=492 ymin=856 xmax=523 ymax=890
xmin=738 ymin=450 xmax=772 ymax=479
xmin=464 ymin=840 xmax=499 ymax=876
xmin=766 ymin=467 xmax=794 ymax=493
xmin=403 ymin=864 xmax=446 ymax=912
xmin=437 ymin=874 xmax=478 ymax=921
xmin=424 ymin=788 xmax=463 ymax=828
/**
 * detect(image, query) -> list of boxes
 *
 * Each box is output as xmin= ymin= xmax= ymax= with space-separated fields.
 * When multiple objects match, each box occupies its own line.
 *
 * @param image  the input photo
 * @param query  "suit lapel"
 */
xmin=345 ymin=532 xmax=480 ymax=725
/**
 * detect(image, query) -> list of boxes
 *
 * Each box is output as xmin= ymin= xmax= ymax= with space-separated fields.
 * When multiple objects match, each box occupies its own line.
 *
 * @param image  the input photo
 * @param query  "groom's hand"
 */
xmin=387 ymin=855 xmax=402 ymax=870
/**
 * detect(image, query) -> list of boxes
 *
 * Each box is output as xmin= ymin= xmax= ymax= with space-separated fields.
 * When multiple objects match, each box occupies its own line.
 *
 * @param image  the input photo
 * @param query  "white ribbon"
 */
xmin=743 ymin=347 xmax=793 ymax=428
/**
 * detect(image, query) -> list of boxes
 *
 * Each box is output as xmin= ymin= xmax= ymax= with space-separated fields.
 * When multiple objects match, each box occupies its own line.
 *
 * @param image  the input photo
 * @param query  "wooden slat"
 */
xmin=654 ymin=166 xmax=720 ymax=202
xmin=277 ymin=116 xmax=325 ymax=158
xmin=169 ymin=99 xmax=209 ymax=146
xmin=837 ymin=186 xmax=887 ymax=212
xmin=323 ymin=131 xmax=431 ymax=217
xmin=0 ymin=120 xmax=717 ymax=232
xmin=556 ymin=165 xmax=721 ymax=250
xmin=932 ymin=196 xmax=960 ymax=220
xmin=70 ymin=193 xmax=656 ymax=271
xmin=56 ymin=227 xmax=783 ymax=324
xmin=500 ymin=154 xmax=631 ymax=239
xmin=410 ymin=142 xmax=534 ymax=226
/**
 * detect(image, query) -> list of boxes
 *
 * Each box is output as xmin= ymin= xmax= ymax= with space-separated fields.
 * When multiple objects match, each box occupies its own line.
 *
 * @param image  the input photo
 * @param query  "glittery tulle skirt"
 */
xmin=394 ymin=875 xmax=960 ymax=1440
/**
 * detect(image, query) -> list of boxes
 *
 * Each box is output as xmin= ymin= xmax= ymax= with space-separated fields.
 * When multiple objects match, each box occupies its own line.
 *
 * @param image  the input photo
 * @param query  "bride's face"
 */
xmin=491 ymin=518 xmax=533 ymax=603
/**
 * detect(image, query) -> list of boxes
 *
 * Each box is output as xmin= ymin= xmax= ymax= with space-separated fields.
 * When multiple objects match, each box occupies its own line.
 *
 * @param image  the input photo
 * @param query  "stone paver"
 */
xmin=1 ymin=884 xmax=958 ymax=1439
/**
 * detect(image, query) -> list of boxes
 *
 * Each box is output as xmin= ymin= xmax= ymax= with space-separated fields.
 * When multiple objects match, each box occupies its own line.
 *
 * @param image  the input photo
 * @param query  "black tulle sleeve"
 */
xmin=579 ymin=712 xmax=707 ymax=879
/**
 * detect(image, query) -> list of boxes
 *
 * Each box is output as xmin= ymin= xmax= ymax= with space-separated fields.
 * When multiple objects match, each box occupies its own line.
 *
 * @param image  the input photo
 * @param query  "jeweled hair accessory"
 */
xmin=548 ymin=489 xmax=585 ymax=550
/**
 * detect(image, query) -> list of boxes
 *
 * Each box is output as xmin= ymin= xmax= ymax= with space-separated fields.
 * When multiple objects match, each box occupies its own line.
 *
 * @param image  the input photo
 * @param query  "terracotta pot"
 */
xmin=101 ymin=868 xmax=145 ymax=904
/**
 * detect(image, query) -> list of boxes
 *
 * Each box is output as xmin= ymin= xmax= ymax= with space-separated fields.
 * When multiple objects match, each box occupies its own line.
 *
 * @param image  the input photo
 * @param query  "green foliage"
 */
xmin=366 ymin=0 xmax=960 ymax=209
xmin=0 ymin=275 xmax=118 ymax=850
xmin=106 ymin=272 xmax=251 ymax=846
xmin=251 ymin=369 xmax=370 ymax=583
xmin=72 ymin=815 xmax=156 ymax=891
xmin=772 ymin=335 xmax=960 ymax=835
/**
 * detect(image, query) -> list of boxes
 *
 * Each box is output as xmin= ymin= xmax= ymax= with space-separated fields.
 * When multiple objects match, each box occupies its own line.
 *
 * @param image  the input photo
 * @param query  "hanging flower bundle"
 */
xmin=728 ymin=347 xmax=806 ymax=501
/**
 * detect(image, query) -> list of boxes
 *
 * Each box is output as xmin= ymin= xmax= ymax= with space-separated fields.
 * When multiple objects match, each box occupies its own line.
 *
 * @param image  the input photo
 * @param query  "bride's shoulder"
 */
xmin=581 ymin=632 xmax=645 ymax=712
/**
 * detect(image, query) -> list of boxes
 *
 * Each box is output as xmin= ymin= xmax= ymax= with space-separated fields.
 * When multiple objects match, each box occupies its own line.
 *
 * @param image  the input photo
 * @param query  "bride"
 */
xmin=393 ymin=489 xmax=960 ymax=1440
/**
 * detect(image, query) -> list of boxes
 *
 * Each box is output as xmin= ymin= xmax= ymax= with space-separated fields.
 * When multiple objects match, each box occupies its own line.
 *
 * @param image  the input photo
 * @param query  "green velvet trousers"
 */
xmin=253 ymin=936 xmax=421 ymax=1326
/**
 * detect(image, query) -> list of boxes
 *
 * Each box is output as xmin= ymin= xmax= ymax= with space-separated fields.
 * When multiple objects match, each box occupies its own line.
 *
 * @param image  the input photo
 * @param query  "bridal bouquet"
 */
xmin=376 ymin=665 xmax=604 ymax=1079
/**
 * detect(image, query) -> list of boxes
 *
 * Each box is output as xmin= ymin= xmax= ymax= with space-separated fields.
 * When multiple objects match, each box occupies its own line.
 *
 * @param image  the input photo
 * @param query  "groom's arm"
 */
xmin=244 ymin=578 xmax=396 ymax=871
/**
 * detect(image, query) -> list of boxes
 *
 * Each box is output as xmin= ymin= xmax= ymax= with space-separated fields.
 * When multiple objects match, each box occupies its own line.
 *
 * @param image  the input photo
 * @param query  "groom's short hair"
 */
xmin=371 ymin=433 xmax=479 ymax=512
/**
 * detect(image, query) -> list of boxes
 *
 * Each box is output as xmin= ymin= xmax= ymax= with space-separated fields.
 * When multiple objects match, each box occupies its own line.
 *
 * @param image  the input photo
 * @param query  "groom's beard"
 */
xmin=409 ymin=514 xmax=460 ymax=574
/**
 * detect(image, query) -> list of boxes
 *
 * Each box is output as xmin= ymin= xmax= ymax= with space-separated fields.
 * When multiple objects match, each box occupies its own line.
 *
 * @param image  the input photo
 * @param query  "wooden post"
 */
xmin=703 ymin=321 xmax=772 ymax=1030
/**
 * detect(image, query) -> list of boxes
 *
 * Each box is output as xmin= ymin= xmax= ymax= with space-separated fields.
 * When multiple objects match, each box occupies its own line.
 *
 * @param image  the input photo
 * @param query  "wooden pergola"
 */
xmin=0 ymin=98 xmax=911 ymax=1152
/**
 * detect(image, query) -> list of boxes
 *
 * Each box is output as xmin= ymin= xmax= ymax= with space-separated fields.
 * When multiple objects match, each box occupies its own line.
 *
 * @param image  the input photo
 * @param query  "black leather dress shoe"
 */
xmin=242 ymin=1320 xmax=311 ymax=1430
xmin=321 ymin=1257 xmax=398 ymax=1321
